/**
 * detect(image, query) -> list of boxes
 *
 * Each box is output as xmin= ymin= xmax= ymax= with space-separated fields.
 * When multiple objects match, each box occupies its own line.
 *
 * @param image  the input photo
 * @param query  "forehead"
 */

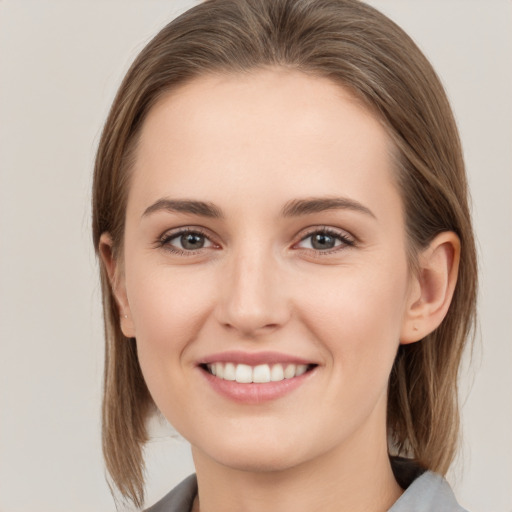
xmin=139 ymin=68 xmax=386 ymax=157
xmin=128 ymin=68 xmax=399 ymax=219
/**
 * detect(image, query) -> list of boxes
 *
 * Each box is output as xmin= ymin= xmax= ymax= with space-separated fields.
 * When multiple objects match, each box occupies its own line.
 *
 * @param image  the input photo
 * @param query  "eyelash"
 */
xmin=156 ymin=226 xmax=355 ymax=257
xmin=296 ymin=227 xmax=355 ymax=255
xmin=157 ymin=227 xmax=215 ymax=256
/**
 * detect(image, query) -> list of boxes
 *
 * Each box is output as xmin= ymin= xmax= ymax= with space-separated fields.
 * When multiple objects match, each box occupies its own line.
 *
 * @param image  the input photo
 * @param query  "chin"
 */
xmin=192 ymin=428 xmax=317 ymax=474
xmin=215 ymin=448 xmax=303 ymax=473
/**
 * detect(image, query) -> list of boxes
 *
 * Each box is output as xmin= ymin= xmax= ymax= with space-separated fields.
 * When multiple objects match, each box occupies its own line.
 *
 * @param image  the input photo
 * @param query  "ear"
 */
xmin=98 ymin=233 xmax=136 ymax=338
xmin=400 ymin=231 xmax=460 ymax=344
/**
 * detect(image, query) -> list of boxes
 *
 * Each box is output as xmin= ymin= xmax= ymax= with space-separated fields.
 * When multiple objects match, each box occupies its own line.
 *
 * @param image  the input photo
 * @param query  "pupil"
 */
xmin=181 ymin=233 xmax=204 ymax=250
xmin=312 ymin=233 xmax=335 ymax=250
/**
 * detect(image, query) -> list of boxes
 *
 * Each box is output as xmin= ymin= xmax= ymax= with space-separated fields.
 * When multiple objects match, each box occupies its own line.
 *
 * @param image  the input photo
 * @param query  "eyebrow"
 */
xmin=142 ymin=196 xmax=375 ymax=219
xmin=143 ymin=199 xmax=224 ymax=218
xmin=281 ymin=197 xmax=375 ymax=219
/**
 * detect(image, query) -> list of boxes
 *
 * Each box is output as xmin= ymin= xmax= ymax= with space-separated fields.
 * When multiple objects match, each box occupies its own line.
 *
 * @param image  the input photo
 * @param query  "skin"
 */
xmin=100 ymin=68 xmax=460 ymax=512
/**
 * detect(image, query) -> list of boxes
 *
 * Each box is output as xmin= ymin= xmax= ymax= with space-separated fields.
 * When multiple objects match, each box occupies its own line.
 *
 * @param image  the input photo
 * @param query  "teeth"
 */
xmin=296 ymin=364 xmax=308 ymax=377
xmin=235 ymin=364 xmax=252 ymax=383
xmin=224 ymin=362 xmax=236 ymax=381
xmin=284 ymin=364 xmax=296 ymax=379
xmin=270 ymin=364 xmax=284 ymax=381
xmin=206 ymin=362 xmax=311 ymax=383
xmin=253 ymin=364 xmax=271 ymax=383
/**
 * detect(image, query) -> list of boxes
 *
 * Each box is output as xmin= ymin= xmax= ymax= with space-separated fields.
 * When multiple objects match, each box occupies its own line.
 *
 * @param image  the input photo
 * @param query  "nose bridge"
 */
xmin=217 ymin=236 xmax=289 ymax=335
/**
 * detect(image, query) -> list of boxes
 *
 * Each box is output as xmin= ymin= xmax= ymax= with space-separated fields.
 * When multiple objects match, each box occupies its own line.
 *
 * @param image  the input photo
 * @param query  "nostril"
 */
xmin=221 ymin=320 xmax=282 ymax=336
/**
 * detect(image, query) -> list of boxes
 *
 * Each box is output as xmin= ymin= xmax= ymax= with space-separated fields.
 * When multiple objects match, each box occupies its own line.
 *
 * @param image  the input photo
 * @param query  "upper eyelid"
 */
xmin=298 ymin=225 xmax=353 ymax=239
xmin=160 ymin=226 xmax=214 ymax=241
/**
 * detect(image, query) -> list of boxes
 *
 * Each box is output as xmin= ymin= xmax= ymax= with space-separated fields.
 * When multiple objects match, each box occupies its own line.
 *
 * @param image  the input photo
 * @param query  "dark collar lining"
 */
xmin=390 ymin=456 xmax=428 ymax=490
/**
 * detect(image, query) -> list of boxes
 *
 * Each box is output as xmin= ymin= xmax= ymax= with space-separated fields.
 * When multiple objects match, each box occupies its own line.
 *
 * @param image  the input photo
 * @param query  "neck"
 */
xmin=190 ymin=416 xmax=402 ymax=512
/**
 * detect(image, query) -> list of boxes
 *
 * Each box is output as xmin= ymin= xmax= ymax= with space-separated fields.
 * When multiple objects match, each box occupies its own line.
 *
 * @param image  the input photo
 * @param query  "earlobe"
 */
xmin=98 ymin=233 xmax=136 ymax=338
xmin=400 ymin=231 xmax=460 ymax=344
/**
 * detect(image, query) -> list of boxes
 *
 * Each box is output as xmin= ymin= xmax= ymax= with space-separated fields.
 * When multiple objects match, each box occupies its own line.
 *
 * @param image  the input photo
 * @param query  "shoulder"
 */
xmin=144 ymin=474 xmax=197 ymax=512
xmin=389 ymin=459 xmax=468 ymax=512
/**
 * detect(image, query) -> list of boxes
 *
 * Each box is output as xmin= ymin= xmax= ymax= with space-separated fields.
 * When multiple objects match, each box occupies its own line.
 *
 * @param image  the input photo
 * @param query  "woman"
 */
xmin=92 ymin=0 xmax=477 ymax=510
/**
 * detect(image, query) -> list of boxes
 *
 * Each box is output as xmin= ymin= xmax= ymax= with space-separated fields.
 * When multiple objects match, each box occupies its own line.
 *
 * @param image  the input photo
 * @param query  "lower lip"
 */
xmin=200 ymin=367 xmax=316 ymax=404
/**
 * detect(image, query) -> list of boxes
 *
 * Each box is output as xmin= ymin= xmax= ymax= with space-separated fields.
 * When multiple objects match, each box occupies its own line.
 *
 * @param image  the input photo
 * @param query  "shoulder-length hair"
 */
xmin=92 ymin=0 xmax=477 ymax=507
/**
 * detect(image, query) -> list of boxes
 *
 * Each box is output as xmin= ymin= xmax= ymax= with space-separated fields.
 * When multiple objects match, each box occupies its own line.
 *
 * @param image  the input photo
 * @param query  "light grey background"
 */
xmin=0 ymin=1 xmax=510 ymax=511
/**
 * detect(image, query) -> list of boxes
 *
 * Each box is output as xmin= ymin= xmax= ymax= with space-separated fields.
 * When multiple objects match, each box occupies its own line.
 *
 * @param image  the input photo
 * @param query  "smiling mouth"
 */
xmin=201 ymin=362 xmax=317 ymax=384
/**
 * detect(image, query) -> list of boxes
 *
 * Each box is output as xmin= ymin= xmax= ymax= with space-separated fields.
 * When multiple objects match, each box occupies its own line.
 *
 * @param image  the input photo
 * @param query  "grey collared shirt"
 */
xmin=145 ymin=464 xmax=467 ymax=512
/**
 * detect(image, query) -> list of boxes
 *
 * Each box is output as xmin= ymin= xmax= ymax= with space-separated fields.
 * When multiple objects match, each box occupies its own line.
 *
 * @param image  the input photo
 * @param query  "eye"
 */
xmin=158 ymin=228 xmax=216 ymax=255
xmin=296 ymin=228 xmax=355 ymax=252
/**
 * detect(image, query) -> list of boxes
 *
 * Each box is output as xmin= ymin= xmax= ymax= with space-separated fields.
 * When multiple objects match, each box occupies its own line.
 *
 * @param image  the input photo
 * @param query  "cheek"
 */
xmin=297 ymin=260 xmax=409 ymax=372
xmin=123 ymin=261 xmax=218 ymax=407
xmin=126 ymin=263 xmax=216 ymax=347
xmin=124 ymin=268 xmax=214 ymax=422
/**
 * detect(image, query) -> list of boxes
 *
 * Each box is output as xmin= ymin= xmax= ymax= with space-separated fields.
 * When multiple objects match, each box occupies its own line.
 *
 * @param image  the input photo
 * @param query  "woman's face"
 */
xmin=113 ymin=69 xmax=418 ymax=472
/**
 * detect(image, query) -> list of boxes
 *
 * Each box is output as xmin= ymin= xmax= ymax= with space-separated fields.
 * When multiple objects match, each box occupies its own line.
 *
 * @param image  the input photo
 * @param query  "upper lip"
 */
xmin=197 ymin=351 xmax=316 ymax=366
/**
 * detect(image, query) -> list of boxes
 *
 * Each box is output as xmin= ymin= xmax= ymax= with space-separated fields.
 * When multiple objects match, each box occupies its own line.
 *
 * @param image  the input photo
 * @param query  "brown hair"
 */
xmin=92 ymin=0 xmax=477 ymax=507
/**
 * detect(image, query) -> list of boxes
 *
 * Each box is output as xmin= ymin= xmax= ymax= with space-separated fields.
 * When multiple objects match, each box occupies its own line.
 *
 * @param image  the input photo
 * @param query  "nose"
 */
xmin=215 ymin=244 xmax=291 ymax=337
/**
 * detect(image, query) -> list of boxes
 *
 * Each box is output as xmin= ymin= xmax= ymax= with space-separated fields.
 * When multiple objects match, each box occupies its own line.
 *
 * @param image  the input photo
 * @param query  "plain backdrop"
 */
xmin=0 ymin=1 xmax=511 ymax=511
